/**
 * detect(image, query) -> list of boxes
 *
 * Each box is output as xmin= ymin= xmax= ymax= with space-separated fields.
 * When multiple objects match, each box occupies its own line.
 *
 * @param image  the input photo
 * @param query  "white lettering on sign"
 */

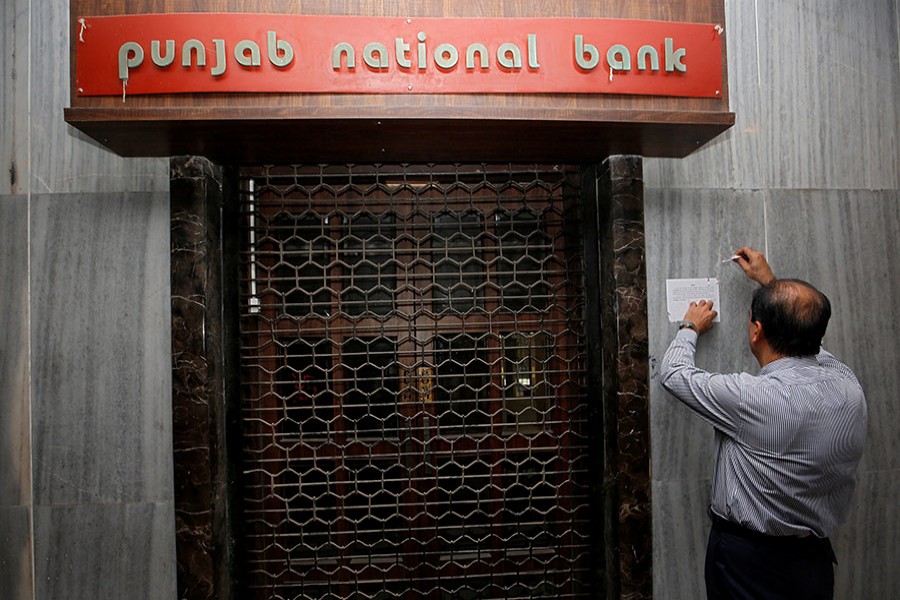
xmin=118 ymin=30 xmax=687 ymax=82
xmin=117 ymin=31 xmax=294 ymax=81
xmin=576 ymin=34 xmax=687 ymax=73
xmin=331 ymin=33 xmax=541 ymax=72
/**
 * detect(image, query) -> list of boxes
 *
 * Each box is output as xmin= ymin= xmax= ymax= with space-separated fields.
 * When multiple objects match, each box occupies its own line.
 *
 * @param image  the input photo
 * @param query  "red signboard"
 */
xmin=74 ymin=14 xmax=724 ymax=98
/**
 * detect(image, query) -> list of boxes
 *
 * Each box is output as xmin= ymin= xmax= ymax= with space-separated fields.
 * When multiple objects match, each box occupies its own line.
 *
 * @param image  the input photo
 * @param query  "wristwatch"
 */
xmin=677 ymin=320 xmax=699 ymax=332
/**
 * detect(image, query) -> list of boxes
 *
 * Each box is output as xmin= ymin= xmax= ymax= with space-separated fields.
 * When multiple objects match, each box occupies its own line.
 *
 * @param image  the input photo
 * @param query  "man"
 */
xmin=659 ymin=246 xmax=867 ymax=600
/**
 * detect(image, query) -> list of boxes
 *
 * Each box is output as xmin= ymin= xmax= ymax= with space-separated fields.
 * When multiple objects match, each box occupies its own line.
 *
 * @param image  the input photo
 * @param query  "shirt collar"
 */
xmin=759 ymin=355 xmax=818 ymax=375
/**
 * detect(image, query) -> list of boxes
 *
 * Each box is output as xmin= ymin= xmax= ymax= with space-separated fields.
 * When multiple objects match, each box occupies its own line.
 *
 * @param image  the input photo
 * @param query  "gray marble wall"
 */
xmin=645 ymin=0 xmax=900 ymax=598
xmin=0 ymin=193 xmax=32 ymax=600
xmin=1 ymin=0 xmax=175 ymax=599
xmin=1 ymin=1 xmax=34 ymax=599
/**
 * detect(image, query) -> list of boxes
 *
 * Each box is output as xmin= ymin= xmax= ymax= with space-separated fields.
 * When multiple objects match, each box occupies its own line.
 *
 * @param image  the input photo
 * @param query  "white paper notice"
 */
xmin=666 ymin=278 xmax=721 ymax=322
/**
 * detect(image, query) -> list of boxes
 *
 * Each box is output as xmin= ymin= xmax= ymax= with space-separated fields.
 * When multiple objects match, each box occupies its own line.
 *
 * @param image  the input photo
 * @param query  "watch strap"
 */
xmin=677 ymin=320 xmax=699 ymax=332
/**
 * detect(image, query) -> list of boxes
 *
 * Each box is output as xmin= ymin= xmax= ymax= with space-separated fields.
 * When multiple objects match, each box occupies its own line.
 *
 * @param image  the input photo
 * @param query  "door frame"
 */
xmin=169 ymin=156 xmax=652 ymax=600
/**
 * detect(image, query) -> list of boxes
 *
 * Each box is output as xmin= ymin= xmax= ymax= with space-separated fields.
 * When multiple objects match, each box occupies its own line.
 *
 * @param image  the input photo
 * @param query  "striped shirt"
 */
xmin=660 ymin=329 xmax=867 ymax=538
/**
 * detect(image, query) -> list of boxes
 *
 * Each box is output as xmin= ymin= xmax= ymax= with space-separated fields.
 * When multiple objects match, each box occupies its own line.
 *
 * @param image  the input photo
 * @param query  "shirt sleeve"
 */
xmin=659 ymin=329 xmax=746 ymax=437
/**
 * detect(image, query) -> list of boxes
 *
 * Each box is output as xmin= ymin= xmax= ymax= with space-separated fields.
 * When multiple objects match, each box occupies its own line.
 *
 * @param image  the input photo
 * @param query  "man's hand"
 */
xmin=734 ymin=246 xmax=776 ymax=285
xmin=683 ymin=300 xmax=718 ymax=335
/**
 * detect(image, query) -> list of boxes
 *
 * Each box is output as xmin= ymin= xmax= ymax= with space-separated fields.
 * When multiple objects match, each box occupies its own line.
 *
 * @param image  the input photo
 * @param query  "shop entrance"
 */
xmin=236 ymin=164 xmax=594 ymax=599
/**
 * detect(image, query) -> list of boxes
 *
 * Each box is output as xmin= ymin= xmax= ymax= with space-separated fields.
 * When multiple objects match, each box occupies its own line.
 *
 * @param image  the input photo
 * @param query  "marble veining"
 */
xmin=0 ymin=196 xmax=31 ymax=507
xmin=649 ymin=0 xmax=900 ymax=193
xmin=0 ymin=505 xmax=33 ymax=600
xmin=0 ymin=196 xmax=32 ymax=598
xmin=0 ymin=0 xmax=29 ymax=196
xmin=33 ymin=502 xmax=176 ymax=600
xmin=28 ymin=0 xmax=167 ymax=195
xmin=597 ymin=157 xmax=652 ymax=600
xmin=29 ymin=191 xmax=173 ymax=506
xmin=170 ymin=157 xmax=230 ymax=600
xmin=644 ymin=0 xmax=765 ymax=191
xmin=758 ymin=0 xmax=900 ymax=190
xmin=831 ymin=469 xmax=900 ymax=597
xmin=650 ymin=480 xmax=711 ymax=600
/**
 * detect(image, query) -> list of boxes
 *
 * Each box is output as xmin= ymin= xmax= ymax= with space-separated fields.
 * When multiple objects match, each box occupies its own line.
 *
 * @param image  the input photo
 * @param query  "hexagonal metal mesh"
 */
xmin=238 ymin=164 xmax=592 ymax=599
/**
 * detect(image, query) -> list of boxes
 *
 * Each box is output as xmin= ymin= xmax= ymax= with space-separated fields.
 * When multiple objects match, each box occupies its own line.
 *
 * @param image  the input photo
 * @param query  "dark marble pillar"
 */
xmin=593 ymin=156 xmax=653 ymax=599
xmin=170 ymin=156 xmax=236 ymax=600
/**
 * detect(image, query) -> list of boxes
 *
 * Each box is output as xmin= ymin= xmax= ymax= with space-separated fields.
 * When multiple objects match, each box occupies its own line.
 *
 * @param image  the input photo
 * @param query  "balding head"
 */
xmin=750 ymin=279 xmax=831 ymax=356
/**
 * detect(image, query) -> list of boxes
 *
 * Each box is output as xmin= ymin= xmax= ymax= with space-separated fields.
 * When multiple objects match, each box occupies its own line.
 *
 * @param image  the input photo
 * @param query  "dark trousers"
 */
xmin=705 ymin=514 xmax=836 ymax=600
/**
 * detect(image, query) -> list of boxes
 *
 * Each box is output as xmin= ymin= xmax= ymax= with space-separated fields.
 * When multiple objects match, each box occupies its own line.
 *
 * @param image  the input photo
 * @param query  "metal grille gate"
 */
xmin=237 ymin=164 xmax=592 ymax=599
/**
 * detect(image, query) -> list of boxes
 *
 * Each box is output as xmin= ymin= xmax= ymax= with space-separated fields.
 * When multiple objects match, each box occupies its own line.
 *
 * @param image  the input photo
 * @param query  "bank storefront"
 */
xmin=66 ymin=2 xmax=732 ymax=598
